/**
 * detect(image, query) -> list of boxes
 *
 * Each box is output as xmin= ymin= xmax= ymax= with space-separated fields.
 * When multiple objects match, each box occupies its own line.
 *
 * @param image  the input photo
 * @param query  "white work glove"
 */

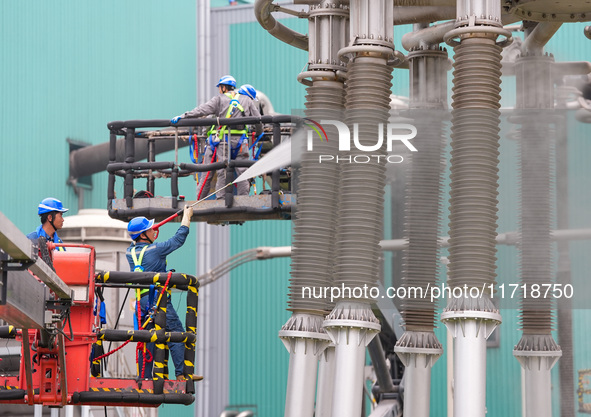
xmin=181 ymin=205 xmax=193 ymax=228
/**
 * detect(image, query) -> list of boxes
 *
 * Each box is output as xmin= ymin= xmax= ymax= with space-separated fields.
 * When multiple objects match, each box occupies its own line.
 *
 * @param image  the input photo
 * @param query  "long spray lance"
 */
xmin=151 ymin=137 xmax=292 ymax=233
xmin=152 ymin=183 xmax=234 ymax=232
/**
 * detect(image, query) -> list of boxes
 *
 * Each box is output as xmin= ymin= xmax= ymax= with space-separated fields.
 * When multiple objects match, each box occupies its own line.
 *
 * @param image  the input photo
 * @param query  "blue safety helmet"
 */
xmin=38 ymin=198 xmax=69 ymax=215
xmin=216 ymin=75 xmax=237 ymax=88
xmin=127 ymin=217 xmax=155 ymax=240
xmin=238 ymin=84 xmax=258 ymax=101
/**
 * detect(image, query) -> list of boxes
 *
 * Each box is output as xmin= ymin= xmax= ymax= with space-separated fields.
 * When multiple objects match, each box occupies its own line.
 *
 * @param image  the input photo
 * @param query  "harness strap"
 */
xmin=211 ymin=93 xmax=246 ymax=150
xmin=131 ymin=246 xmax=148 ymax=272
xmin=231 ymin=134 xmax=248 ymax=160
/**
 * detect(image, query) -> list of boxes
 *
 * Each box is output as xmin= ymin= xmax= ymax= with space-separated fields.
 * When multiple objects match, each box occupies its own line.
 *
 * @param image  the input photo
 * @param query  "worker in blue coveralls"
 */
xmin=171 ymin=75 xmax=262 ymax=199
xmin=27 ymin=198 xmax=68 ymax=250
xmin=126 ymin=205 xmax=193 ymax=380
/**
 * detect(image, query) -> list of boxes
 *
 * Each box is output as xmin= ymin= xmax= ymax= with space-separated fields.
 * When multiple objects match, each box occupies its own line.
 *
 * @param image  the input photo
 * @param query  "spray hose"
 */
xmin=152 ymin=182 xmax=233 ymax=232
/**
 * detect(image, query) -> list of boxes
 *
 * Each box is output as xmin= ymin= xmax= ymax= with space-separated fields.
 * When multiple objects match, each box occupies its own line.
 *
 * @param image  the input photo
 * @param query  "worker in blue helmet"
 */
xmin=125 ymin=205 xmax=193 ymax=380
xmin=171 ymin=75 xmax=262 ymax=199
xmin=238 ymin=84 xmax=258 ymax=101
xmin=27 ymin=198 xmax=68 ymax=250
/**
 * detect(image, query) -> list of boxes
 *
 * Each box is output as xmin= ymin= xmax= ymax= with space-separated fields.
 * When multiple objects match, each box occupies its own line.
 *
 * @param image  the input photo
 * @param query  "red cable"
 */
xmin=197 ymin=146 xmax=217 ymax=199
xmin=94 ymin=339 xmax=130 ymax=361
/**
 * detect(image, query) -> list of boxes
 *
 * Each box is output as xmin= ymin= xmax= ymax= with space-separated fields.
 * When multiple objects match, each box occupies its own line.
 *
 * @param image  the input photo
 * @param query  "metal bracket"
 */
xmin=0 ymin=259 xmax=36 ymax=307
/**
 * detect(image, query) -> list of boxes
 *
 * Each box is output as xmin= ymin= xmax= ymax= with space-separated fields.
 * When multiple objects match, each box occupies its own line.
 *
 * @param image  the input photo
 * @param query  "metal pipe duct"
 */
xmin=254 ymin=0 xmax=309 ymax=51
xmin=401 ymin=21 xmax=455 ymax=51
xmin=380 ymin=227 xmax=591 ymax=250
xmin=324 ymin=1 xmax=395 ymax=416
xmin=393 ymin=6 xmax=456 ymax=25
xmin=368 ymin=338 xmax=396 ymax=394
xmin=69 ymin=137 xmax=188 ymax=180
xmin=440 ymin=1 xmax=508 ymax=416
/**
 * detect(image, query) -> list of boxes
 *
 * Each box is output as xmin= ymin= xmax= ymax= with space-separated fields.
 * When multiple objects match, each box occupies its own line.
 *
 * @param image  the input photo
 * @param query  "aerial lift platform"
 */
xmin=106 ymin=115 xmax=295 ymax=224
xmin=0 ymin=212 xmax=198 ymax=408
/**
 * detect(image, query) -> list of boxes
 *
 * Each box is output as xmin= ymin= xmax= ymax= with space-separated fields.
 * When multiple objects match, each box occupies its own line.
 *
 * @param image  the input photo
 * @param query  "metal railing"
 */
xmin=93 ymin=271 xmax=199 ymax=401
xmin=106 ymin=115 xmax=295 ymax=221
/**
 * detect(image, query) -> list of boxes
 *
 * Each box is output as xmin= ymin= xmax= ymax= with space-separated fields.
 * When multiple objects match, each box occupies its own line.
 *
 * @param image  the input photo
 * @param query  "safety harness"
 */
xmin=131 ymin=246 xmax=148 ymax=272
xmin=196 ymin=92 xmax=251 ymax=198
xmin=131 ymin=246 xmax=155 ymax=299
xmin=206 ymin=93 xmax=249 ymax=159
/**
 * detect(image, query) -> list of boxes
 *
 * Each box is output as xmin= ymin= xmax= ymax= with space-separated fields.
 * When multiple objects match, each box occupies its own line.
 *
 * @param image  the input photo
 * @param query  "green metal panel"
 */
xmin=229 ymin=19 xmax=308 ymax=115
xmin=229 ymin=220 xmax=292 ymax=417
xmin=0 ymin=0 xmax=199 ymax=278
xmin=0 ymin=2 xmax=198 ymax=416
xmin=226 ymin=17 xmax=305 ymax=417
xmin=0 ymin=0 xmax=197 ymax=231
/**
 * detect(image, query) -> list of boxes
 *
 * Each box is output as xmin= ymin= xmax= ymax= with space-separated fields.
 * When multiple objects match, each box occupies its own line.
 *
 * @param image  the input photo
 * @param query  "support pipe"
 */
xmin=392 ymin=6 xmax=455 ymax=25
xmin=401 ymin=21 xmax=455 ymax=50
xmin=379 ymin=227 xmax=591 ymax=251
xmin=368 ymin=338 xmax=396 ymax=394
xmin=280 ymin=314 xmax=331 ymax=417
xmin=521 ymin=22 xmax=563 ymax=54
xmin=315 ymin=345 xmax=336 ymax=417
xmin=442 ymin=310 xmax=501 ymax=417
xmin=254 ymin=0 xmax=308 ymax=51
xmin=324 ymin=302 xmax=381 ymax=417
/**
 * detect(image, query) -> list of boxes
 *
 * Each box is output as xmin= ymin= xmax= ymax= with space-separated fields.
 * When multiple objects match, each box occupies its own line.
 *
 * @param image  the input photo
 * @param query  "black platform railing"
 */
xmin=94 ymin=271 xmax=199 ymax=396
xmin=107 ymin=115 xmax=296 ymax=219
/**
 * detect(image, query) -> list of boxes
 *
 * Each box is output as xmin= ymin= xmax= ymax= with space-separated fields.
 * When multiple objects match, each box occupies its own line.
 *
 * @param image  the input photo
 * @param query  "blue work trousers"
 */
xmin=137 ymin=295 xmax=185 ymax=378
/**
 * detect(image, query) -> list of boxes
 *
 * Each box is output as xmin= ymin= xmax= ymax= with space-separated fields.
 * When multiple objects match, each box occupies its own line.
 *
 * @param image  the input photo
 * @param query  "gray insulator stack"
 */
xmin=288 ymin=82 xmax=345 ymax=314
xmin=447 ymin=37 xmax=502 ymax=311
xmin=399 ymin=47 xmax=447 ymax=332
xmin=287 ymin=0 xmax=348 ymax=316
xmin=518 ymin=122 xmax=555 ymax=335
xmin=513 ymin=52 xmax=559 ymax=345
xmin=331 ymin=58 xmax=393 ymax=298
xmin=399 ymin=123 xmax=445 ymax=330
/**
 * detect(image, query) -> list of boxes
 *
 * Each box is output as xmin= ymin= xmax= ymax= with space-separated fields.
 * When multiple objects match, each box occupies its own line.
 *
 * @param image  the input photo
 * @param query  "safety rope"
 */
xmin=93 ymin=339 xmax=131 ymax=362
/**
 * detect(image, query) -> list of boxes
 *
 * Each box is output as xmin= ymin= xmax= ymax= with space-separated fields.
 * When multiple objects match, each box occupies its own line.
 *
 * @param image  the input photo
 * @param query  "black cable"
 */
xmin=104 ymin=405 xmax=108 ymax=417
xmin=104 ymin=288 xmax=131 ymax=368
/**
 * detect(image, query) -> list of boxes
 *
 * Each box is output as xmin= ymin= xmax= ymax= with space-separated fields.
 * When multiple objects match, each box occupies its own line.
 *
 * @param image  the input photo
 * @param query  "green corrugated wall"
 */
xmin=227 ymin=17 xmax=306 ymax=417
xmin=0 ymin=2 xmax=198 ymax=417
xmin=0 ymin=0 xmax=199 ymax=276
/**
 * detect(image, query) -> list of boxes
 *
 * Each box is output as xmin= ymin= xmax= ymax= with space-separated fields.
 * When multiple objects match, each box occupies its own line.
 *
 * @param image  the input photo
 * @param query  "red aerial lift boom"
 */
xmin=0 ymin=212 xmax=198 ymax=408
